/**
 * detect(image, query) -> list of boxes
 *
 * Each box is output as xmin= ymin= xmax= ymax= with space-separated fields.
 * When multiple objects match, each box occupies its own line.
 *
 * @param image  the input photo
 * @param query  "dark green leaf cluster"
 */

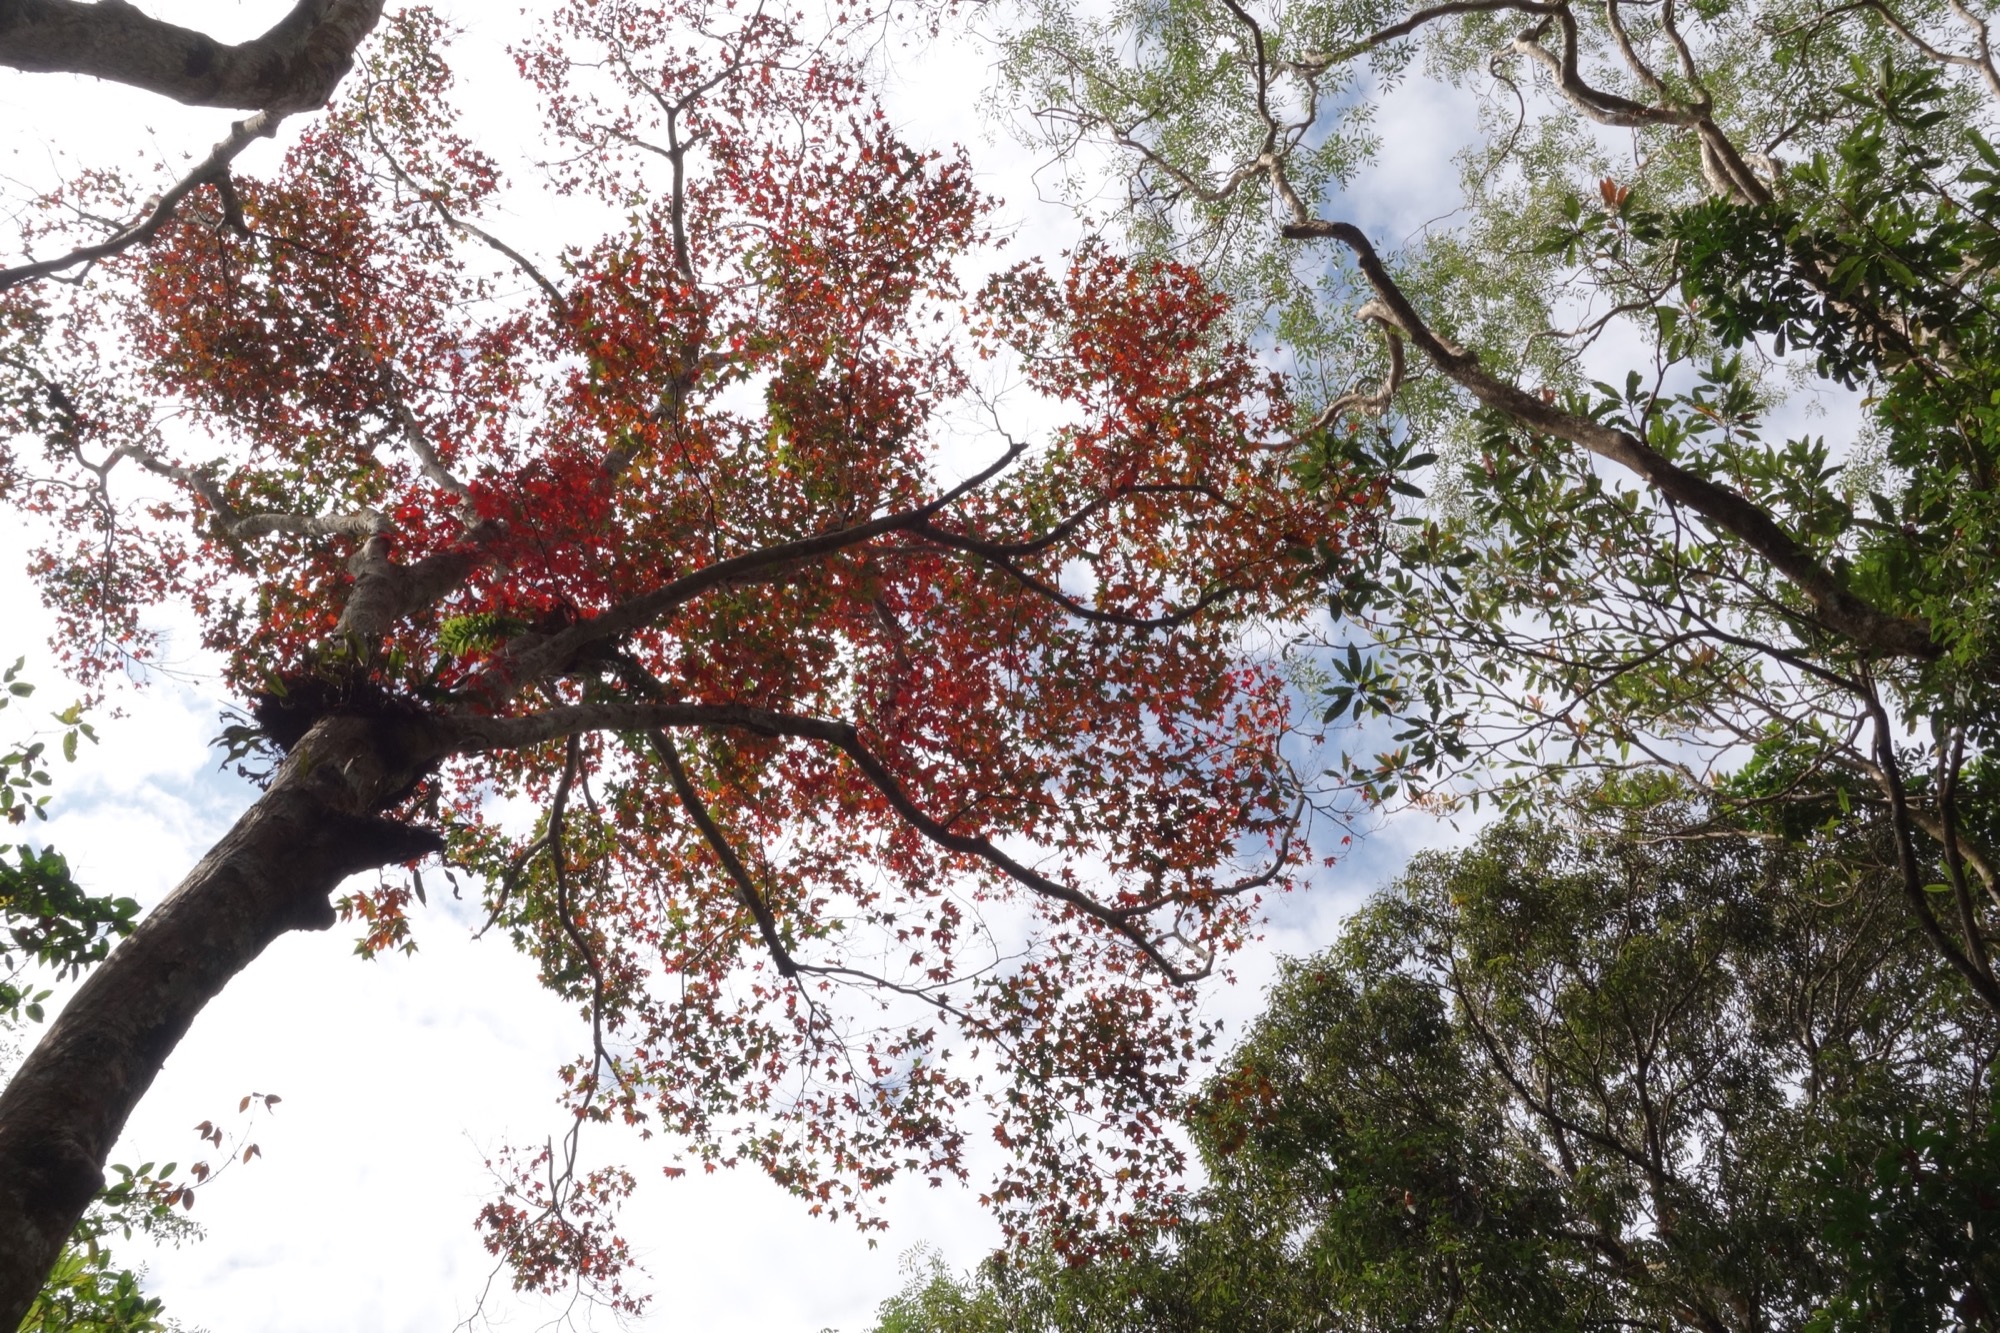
xmin=0 ymin=842 xmax=136 ymax=1025
xmin=870 ymin=798 xmax=2000 ymax=1332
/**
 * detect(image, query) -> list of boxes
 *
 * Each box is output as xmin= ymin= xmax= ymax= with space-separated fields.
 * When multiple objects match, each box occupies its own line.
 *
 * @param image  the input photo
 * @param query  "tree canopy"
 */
xmin=873 ymin=796 xmax=2000 ymax=1331
xmin=879 ymin=0 xmax=2000 ymax=1323
xmin=988 ymin=0 xmax=2000 ymax=1016
xmin=8 ymin=0 xmax=2000 ymax=1322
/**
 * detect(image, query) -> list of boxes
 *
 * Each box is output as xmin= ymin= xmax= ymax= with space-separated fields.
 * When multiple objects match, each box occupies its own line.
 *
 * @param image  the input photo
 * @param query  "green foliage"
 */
xmin=986 ymin=0 xmax=2000 ymax=1056
xmin=1317 ymin=46 xmax=2000 ymax=809
xmin=436 ymin=612 xmax=527 ymax=659
xmin=17 ymin=1248 xmax=170 ymax=1333
xmin=872 ymin=798 xmax=2000 ymax=1331
xmin=0 ymin=845 xmax=139 ymax=1022
xmin=1810 ymin=1104 xmax=2000 ymax=1330
xmin=0 ymin=667 xmax=125 ymax=1022
xmin=15 ymin=1164 xmax=204 ymax=1333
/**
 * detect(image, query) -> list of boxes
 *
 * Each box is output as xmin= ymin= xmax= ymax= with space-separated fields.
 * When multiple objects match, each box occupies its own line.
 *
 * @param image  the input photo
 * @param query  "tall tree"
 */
xmin=991 ymin=0 xmax=2000 ymax=1009
xmin=0 ymin=2 xmax=1362 ymax=1321
xmin=873 ymin=795 xmax=2000 ymax=1331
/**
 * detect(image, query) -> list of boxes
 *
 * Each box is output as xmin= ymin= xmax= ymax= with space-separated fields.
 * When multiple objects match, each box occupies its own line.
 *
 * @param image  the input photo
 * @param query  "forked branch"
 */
xmin=1280 ymin=217 xmax=1938 ymax=660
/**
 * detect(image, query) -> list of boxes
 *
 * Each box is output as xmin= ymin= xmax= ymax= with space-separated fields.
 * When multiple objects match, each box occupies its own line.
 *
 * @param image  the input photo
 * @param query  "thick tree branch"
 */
xmin=388 ymin=394 xmax=473 ymax=505
xmin=335 ymin=537 xmax=483 ymax=642
xmin=233 ymin=508 xmax=389 ymax=540
xmin=1280 ymin=217 xmax=1938 ymax=660
xmin=0 ymin=0 xmax=385 ymax=112
xmin=491 ymin=443 xmax=1028 ymax=693
xmin=110 ymin=441 xmax=235 ymax=522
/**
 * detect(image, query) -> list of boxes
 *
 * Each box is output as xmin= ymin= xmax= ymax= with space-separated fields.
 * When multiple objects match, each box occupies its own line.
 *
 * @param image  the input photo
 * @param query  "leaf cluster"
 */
xmin=871 ymin=796 xmax=2000 ymax=1331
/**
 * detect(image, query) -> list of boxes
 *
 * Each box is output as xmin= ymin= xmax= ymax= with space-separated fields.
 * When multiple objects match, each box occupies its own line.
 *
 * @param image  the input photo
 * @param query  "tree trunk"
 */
xmin=0 ymin=713 xmax=443 ymax=1330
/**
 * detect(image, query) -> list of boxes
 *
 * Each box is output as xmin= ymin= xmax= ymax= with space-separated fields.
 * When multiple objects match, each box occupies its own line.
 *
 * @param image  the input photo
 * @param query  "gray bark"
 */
xmin=0 ymin=0 xmax=385 ymax=111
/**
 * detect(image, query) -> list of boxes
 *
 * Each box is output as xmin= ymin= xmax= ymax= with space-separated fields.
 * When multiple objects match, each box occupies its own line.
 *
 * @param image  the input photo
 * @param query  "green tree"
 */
xmin=990 ymin=0 xmax=2000 ymax=1013
xmin=872 ymin=797 xmax=2000 ymax=1331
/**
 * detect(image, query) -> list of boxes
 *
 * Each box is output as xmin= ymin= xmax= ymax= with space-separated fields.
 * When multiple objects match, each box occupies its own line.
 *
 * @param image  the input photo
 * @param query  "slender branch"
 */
xmin=907 ymin=516 xmax=1239 ymax=629
xmin=446 ymin=699 xmax=1265 ymax=983
xmin=1604 ymin=0 xmax=1670 ymax=97
xmin=1859 ymin=673 xmax=2000 ymax=1015
xmin=1934 ymin=721 xmax=1994 ymax=975
xmin=110 ymin=442 xmax=236 ymax=524
xmin=1309 ymin=0 xmax=1566 ymax=65
xmin=1282 ymin=299 xmax=1405 ymax=442
xmin=646 ymin=729 xmax=799 ymax=977
xmin=1947 ymin=0 xmax=2000 ymax=102
xmin=359 ymin=99 xmax=572 ymax=323
xmin=1870 ymin=0 xmax=2000 ymax=100
xmin=0 ymin=112 xmax=283 ymax=293
xmin=386 ymin=390 xmax=473 ymax=504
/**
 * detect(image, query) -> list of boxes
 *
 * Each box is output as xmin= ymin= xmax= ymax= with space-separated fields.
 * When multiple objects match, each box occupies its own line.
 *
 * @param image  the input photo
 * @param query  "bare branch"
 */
xmin=110 ymin=442 xmax=236 ymax=523
xmin=387 ymin=391 xmax=473 ymax=505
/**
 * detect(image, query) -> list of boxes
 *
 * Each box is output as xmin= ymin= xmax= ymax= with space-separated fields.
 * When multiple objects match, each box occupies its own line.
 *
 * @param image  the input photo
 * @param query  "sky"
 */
xmin=0 ymin=3 xmax=1478 ymax=1330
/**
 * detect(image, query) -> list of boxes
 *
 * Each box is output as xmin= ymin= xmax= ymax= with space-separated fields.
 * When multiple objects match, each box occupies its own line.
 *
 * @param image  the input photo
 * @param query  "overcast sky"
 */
xmin=0 ymin=3 xmax=1477 ymax=1329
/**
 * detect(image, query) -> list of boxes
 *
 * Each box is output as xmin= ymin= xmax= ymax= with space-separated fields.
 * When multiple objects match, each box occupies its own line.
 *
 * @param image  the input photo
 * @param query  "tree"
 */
xmin=0 ymin=2 xmax=1365 ymax=1322
xmin=989 ymin=0 xmax=2000 ymax=1013
xmin=872 ymin=795 xmax=2000 ymax=1331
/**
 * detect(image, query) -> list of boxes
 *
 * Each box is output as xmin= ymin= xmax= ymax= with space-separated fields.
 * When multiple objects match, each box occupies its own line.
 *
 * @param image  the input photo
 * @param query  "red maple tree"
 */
xmin=0 ymin=1 xmax=1367 ymax=1316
